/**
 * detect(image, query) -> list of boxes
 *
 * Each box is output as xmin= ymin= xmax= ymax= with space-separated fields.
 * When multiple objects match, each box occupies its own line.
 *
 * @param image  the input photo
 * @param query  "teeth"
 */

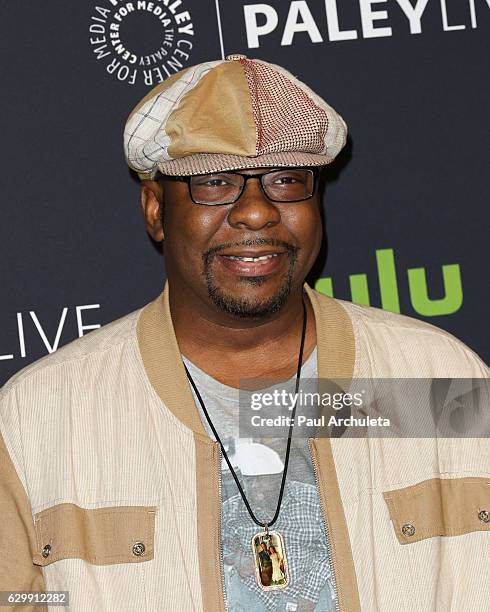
xmin=225 ymin=254 xmax=280 ymax=262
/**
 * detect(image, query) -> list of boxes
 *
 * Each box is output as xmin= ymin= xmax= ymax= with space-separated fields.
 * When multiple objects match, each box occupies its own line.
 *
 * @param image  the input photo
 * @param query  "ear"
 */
xmin=140 ymin=180 xmax=165 ymax=241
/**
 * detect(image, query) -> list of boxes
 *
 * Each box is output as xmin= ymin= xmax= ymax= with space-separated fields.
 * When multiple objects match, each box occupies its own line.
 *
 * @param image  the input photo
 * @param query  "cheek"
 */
xmin=164 ymin=183 xmax=225 ymax=246
xmin=166 ymin=207 xmax=226 ymax=265
xmin=283 ymin=203 xmax=323 ymax=248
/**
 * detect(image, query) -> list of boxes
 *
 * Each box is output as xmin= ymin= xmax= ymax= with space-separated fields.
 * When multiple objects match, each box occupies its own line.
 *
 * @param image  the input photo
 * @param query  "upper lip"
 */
xmin=218 ymin=249 xmax=287 ymax=257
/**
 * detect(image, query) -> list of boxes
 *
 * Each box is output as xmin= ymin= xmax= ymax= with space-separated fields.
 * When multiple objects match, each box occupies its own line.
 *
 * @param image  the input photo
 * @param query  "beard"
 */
xmin=202 ymin=238 xmax=298 ymax=318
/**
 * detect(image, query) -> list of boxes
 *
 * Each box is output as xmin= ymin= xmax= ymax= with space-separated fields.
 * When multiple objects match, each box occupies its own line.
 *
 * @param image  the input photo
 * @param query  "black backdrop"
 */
xmin=1 ymin=0 xmax=489 ymax=385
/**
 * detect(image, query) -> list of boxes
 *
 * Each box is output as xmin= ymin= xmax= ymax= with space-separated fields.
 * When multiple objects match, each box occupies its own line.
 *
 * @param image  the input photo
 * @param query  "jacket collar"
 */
xmin=137 ymin=280 xmax=356 ymax=436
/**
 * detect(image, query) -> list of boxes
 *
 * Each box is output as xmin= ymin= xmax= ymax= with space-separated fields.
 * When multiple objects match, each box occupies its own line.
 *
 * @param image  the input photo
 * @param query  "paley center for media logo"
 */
xmin=89 ymin=0 xmax=195 ymax=85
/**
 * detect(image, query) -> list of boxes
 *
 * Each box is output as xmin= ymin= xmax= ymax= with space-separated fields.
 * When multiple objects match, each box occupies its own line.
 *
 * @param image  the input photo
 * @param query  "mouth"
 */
xmin=216 ymin=249 xmax=288 ymax=277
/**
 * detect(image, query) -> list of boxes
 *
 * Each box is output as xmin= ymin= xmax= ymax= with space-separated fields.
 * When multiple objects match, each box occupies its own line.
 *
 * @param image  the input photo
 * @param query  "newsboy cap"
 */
xmin=124 ymin=54 xmax=347 ymax=179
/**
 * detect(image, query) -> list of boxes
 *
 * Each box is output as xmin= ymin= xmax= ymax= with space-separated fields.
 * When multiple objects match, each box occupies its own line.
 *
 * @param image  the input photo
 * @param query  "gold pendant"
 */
xmin=252 ymin=526 xmax=290 ymax=591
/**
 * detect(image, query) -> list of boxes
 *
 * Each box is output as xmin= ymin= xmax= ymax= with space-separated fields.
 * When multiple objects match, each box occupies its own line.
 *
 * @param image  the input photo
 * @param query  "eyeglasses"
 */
xmin=159 ymin=167 xmax=319 ymax=206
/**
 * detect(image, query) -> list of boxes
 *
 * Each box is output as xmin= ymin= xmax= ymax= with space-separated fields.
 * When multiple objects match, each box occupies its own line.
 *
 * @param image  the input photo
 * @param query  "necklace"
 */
xmin=183 ymin=295 xmax=308 ymax=591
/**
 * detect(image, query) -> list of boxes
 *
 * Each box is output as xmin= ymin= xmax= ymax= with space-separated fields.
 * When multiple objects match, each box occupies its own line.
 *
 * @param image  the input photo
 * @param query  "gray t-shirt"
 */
xmin=183 ymin=348 xmax=337 ymax=612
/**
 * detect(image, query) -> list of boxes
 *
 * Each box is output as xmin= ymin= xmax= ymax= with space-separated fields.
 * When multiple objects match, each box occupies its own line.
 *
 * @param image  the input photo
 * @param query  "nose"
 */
xmin=226 ymin=176 xmax=281 ymax=231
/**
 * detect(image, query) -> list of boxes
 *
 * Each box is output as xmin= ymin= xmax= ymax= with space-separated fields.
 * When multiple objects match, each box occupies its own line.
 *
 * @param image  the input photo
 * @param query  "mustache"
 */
xmin=202 ymin=237 xmax=299 ymax=263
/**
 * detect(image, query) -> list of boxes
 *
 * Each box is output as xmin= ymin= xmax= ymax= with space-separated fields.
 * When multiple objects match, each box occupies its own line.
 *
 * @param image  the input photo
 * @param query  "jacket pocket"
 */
xmin=32 ymin=503 xmax=157 ymax=566
xmin=383 ymin=477 xmax=490 ymax=544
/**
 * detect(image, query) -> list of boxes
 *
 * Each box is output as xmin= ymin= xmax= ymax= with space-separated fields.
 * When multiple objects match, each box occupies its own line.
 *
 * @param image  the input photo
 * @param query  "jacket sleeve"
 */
xmin=0 ymin=386 xmax=47 ymax=611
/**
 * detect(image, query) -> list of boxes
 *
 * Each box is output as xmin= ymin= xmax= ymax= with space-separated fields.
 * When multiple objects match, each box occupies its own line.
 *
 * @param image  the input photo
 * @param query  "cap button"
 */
xmin=225 ymin=54 xmax=247 ymax=61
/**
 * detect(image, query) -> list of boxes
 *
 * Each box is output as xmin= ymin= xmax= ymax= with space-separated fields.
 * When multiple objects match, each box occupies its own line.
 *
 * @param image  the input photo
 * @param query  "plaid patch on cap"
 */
xmin=124 ymin=55 xmax=347 ymax=178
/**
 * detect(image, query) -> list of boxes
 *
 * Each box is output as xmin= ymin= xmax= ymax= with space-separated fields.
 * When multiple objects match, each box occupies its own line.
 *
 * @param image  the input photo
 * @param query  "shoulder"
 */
xmin=309 ymin=288 xmax=488 ymax=377
xmin=0 ymin=306 xmax=143 ymax=400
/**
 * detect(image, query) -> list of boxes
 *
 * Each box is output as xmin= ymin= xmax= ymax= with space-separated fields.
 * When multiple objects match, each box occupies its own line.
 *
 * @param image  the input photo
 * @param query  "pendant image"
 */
xmin=252 ymin=529 xmax=290 ymax=591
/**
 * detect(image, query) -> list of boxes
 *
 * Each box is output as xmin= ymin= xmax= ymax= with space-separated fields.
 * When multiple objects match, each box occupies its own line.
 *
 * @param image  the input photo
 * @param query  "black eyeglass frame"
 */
xmin=157 ymin=166 xmax=320 ymax=206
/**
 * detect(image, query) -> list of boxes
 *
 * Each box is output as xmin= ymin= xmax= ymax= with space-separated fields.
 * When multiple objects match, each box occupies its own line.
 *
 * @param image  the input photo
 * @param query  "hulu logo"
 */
xmin=315 ymin=248 xmax=463 ymax=317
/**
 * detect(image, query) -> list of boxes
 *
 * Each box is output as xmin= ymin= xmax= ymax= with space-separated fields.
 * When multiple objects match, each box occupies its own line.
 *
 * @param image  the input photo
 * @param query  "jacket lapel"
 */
xmin=305 ymin=284 xmax=361 ymax=611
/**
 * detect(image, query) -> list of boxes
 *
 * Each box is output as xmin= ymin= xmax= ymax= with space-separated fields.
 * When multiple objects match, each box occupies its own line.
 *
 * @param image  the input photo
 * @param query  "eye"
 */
xmin=273 ymin=175 xmax=299 ymax=185
xmin=268 ymin=171 xmax=307 ymax=186
xmin=193 ymin=174 xmax=236 ymax=188
xmin=205 ymin=178 xmax=228 ymax=187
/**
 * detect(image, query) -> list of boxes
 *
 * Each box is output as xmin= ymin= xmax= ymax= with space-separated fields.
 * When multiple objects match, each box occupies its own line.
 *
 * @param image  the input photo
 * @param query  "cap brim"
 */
xmin=144 ymin=151 xmax=334 ymax=178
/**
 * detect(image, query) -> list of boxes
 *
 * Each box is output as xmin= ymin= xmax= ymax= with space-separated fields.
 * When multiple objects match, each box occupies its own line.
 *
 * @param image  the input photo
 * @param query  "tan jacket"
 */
xmin=1 ymin=282 xmax=489 ymax=612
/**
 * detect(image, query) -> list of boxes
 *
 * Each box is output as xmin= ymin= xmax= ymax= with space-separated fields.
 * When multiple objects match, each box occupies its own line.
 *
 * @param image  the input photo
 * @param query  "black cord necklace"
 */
xmin=183 ymin=295 xmax=308 ymax=591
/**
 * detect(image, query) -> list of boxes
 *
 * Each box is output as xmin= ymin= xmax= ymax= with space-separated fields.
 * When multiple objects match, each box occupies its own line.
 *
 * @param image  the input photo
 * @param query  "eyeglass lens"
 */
xmin=189 ymin=169 xmax=314 ymax=205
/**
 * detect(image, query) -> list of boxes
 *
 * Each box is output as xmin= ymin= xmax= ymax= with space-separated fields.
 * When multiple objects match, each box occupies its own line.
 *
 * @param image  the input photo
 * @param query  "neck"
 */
xmin=168 ymin=279 xmax=317 ymax=386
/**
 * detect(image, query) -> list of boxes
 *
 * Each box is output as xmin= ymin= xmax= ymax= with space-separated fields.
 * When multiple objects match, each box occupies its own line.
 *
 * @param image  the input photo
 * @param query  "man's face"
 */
xmin=141 ymin=167 xmax=323 ymax=318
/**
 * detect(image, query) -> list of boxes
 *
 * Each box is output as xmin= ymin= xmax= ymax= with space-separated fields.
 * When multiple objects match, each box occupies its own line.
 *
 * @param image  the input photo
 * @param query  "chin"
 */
xmin=207 ymin=278 xmax=294 ymax=319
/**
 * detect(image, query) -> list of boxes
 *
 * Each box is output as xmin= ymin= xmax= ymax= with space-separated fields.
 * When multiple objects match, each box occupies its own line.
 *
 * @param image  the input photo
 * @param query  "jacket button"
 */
xmin=132 ymin=541 xmax=146 ymax=556
xmin=401 ymin=523 xmax=416 ymax=537
xmin=478 ymin=509 xmax=490 ymax=523
xmin=42 ymin=544 xmax=52 ymax=558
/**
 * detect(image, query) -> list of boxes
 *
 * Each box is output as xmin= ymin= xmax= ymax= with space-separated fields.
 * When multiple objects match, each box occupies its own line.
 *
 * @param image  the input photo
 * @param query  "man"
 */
xmin=258 ymin=542 xmax=273 ymax=586
xmin=0 ymin=54 xmax=489 ymax=612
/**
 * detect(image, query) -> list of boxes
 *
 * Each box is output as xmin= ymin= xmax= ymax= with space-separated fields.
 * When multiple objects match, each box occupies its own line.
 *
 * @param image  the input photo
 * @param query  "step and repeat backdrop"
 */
xmin=1 ymin=0 xmax=489 ymax=385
